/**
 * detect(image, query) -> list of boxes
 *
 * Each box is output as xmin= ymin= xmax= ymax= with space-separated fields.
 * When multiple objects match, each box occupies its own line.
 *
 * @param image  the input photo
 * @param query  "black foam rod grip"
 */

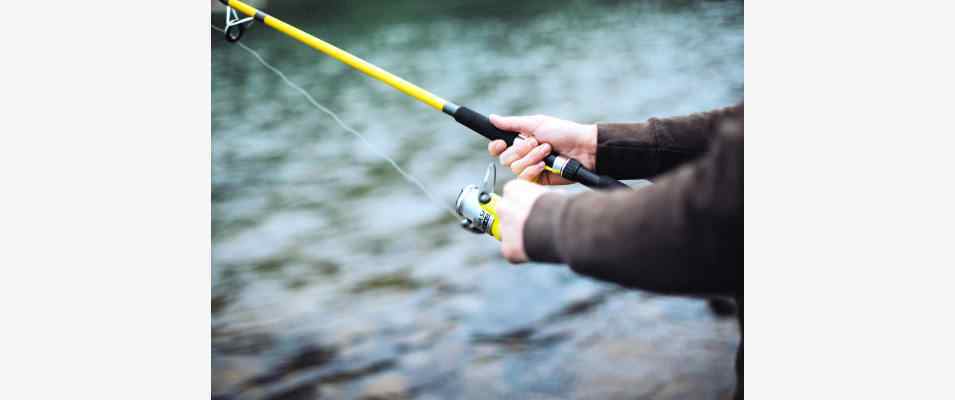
xmin=452 ymin=106 xmax=520 ymax=145
xmin=568 ymin=161 xmax=629 ymax=189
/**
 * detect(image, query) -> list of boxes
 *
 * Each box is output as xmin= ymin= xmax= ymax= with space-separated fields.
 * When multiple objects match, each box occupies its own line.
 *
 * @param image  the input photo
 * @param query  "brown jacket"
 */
xmin=525 ymin=103 xmax=742 ymax=294
xmin=523 ymin=103 xmax=743 ymax=396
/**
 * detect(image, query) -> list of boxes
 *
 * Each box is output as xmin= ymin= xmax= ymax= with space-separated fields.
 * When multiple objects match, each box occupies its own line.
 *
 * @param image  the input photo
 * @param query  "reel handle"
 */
xmin=451 ymin=106 xmax=627 ymax=190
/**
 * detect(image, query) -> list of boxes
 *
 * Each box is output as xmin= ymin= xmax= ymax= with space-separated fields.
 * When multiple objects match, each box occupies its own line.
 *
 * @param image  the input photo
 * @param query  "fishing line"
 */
xmin=212 ymin=25 xmax=458 ymax=218
xmin=217 ymin=0 xmax=625 ymax=190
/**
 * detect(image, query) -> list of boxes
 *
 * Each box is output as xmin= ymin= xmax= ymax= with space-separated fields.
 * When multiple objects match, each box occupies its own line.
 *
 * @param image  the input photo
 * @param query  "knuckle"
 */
xmin=517 ymin=140 xmax=531 ymax=153
xmin=500 ymin=150 xmax=514 ymax=165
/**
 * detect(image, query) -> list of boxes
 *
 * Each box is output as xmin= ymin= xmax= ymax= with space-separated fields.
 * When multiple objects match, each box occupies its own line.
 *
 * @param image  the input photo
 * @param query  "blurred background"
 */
xmin=212 ymin=0 xmax=742 ymax=398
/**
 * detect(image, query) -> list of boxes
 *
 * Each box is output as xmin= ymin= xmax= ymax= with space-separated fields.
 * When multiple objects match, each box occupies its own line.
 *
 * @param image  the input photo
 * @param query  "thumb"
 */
xmin=490 ymin=114 xmax=544 ymax=135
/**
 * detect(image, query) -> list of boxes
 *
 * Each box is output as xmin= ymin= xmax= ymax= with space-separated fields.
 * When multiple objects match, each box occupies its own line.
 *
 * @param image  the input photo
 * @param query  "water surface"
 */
xmin=213 ymin=1 xmax=742 ymax=398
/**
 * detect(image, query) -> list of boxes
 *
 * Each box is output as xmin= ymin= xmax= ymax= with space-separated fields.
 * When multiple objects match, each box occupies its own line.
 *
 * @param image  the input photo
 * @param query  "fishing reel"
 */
xmin=223 ymin=5 xmax=254 ymax=42
xmin=455 ymin=163 xmax=502 ymax=241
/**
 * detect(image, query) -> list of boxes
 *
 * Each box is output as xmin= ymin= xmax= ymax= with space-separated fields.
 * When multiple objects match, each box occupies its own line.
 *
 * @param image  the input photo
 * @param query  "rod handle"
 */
xmin=452 ymin=106 xmax=520 ymax=145
xmin=452 ymin=106 xmax=627 ymax=190
xmin=545 ymin=154 xmax=628 ymax=189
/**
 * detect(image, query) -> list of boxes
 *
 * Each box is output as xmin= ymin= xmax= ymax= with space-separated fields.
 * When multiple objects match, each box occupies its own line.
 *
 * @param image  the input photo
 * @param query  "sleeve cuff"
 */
xmin=522 ymin=192 xmax=569 ymax=263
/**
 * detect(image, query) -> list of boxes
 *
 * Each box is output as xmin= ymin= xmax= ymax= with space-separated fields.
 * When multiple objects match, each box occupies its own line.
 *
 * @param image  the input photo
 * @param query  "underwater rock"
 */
xmin=212 ymin=355 xmax=266 ymax=397
xmin=359 ymin=372 xmax=410 ymax=400
xmin=351 ymin=270 xmax=426 ymax=294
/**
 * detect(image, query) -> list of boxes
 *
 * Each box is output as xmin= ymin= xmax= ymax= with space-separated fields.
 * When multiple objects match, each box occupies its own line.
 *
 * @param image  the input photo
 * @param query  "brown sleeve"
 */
xmin=596 ymin=103 xmax=743 ymax=180
xmin=523 ymin=122 xmax=742 ymax=296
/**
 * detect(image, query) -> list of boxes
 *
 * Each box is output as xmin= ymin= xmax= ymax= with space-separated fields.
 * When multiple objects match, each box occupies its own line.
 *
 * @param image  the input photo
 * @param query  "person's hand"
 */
xmin=497 ymin=179 xmax=552 ymax=263
xmin=487 ymin=115 xmax=597 ymax=185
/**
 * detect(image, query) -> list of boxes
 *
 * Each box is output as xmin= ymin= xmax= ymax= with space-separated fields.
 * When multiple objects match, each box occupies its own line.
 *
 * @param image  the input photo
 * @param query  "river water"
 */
xmin=212 ymin=1 xmax=743 ymax=398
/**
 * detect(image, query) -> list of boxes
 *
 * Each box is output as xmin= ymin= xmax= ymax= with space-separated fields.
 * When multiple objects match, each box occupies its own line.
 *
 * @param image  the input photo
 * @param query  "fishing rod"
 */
xmin=218 ymin=0 xmax=627 ymax=190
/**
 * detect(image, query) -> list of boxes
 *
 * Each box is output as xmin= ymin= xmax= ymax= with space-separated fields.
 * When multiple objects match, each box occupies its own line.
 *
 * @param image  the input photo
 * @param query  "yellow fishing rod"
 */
xmin=218 ymin=0 xmax=626 ymax=190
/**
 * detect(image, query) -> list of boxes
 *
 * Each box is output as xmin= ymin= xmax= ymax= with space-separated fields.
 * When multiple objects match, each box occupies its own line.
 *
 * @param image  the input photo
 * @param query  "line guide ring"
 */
xmin=224 ymin=6 xmax=254 ymax=42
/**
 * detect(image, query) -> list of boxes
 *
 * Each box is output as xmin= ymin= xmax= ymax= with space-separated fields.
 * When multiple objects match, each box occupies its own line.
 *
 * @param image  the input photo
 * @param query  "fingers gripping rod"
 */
xmin=218 ymin=0 xmax=627 ymax=190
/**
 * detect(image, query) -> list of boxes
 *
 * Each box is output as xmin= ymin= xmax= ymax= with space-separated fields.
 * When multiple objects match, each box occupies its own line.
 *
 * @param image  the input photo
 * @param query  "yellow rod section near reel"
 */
xmin=224 ymin=0 xmax=449 ymax=111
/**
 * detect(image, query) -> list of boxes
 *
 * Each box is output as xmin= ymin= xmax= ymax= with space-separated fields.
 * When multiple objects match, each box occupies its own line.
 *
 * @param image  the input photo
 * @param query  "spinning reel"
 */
xmin=455 ymin=163 xmax=502 ymax=241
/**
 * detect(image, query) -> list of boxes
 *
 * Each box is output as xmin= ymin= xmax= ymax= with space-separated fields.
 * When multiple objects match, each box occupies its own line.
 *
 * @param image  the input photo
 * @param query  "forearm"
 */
xmin=525 ymin=128 xmax=743 ymax=295
xmin=595 ymin=103 xmax=743 ymax=180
